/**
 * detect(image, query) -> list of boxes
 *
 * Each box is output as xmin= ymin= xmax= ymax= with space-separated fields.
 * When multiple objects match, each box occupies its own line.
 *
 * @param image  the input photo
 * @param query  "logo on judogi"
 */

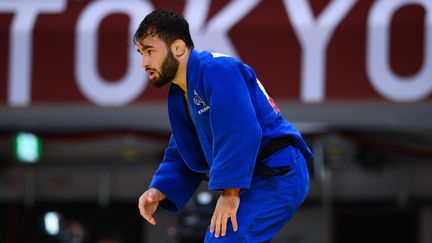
xmin=193 ymin=90 xmax=210 ymax=115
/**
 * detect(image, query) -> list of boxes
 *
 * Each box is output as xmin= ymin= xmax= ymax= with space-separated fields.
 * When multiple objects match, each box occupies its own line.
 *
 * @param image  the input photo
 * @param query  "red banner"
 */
xmin=0 ymin=0 xmax=431 ymax=106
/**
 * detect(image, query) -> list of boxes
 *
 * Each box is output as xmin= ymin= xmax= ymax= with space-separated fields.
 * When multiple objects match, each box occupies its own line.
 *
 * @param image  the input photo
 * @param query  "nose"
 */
xmin=141 ymin=55 xmax=150 ymax=69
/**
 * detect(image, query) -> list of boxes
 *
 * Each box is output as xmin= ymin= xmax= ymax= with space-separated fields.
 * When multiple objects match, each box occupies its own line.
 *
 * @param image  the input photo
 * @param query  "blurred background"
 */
xmin=1 ymin=0 xmax=431 ymax=242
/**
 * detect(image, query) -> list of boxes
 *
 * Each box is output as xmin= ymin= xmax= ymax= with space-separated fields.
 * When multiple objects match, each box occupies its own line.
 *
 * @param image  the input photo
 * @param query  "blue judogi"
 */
xmin=149 ymin=49 xmax=312 ymax=242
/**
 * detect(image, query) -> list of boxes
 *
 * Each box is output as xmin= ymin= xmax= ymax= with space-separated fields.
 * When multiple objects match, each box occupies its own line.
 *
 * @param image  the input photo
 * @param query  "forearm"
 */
xmin=223 ymin=188 xmax=240 ymax=196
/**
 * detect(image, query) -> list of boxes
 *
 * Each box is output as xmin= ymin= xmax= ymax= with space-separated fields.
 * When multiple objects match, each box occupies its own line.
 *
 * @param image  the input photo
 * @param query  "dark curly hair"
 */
xmin=133 ymin=8 xmax=194 ymax=48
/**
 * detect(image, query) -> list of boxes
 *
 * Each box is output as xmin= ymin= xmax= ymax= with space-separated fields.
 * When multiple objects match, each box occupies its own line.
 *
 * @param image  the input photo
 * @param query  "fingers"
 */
xmin=147 ymin=216 xmax=156 ymax=225
xmin=141 ymin=205 xmax=157 ymax=226
xmin=138 ymin=191 xmax=158 ymax=225
xmin=221 ymin=214 xmax=228 ymax=237
xmin=138 ymin=194 xmax=146 ymax=216
xmin=209 ymin=213 xmax=222 ymax=237
xmin=210 ymin=215 xmax=222 ymax=238
xmin=214 ymin=215 xmax=222 ymax=238
xmin=209 ymin=213 xmax=236 ymax=238
xmin=231 ymin=215 xmax=238 ymax=232
xmin=210 ymin=213 xmax=216 ymax=234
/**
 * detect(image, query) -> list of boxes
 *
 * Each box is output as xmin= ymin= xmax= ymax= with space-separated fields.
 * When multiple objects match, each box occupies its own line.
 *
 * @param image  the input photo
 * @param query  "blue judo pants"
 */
xmin=204 ymin=145 xmax=310 ymax=242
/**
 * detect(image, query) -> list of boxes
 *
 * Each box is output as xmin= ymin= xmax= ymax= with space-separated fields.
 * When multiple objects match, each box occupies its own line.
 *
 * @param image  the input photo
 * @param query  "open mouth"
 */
xmin=146 ymin=69 xmax=157 ymax=79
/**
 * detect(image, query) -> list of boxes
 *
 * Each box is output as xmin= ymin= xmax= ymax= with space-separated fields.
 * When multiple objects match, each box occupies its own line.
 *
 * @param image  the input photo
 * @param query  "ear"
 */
xmin=171 ymin=40 xmax=186 ymax=57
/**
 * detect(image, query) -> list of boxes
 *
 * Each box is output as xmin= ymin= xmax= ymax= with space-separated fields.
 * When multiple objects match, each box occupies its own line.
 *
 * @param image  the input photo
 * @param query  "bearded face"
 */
xmin=147 ymin=48 xmax=179 ymax=88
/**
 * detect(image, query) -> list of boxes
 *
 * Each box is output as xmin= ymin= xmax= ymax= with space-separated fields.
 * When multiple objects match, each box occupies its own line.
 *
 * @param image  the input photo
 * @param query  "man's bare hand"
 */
xmin=138 ymin=188 xmax=165 ymax=225
xmin=210 ymin=188 xmax=240 ymax=238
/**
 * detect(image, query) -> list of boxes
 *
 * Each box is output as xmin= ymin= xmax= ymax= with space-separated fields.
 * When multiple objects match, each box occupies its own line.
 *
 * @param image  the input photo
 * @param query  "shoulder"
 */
xmin=192 ymin=51 xmax=256 ymax=92
xmin=200 ymin=52 xmax=246 ymax=76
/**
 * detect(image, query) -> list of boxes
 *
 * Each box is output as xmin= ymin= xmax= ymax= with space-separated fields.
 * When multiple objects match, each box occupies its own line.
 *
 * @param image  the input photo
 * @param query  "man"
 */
xmin=136 ymin=8 xmax=312 ymax=242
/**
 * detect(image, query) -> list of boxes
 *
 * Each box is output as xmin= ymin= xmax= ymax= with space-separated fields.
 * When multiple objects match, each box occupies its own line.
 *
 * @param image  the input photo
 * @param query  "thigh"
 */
xmin=205 ymin=152 xmax=309 ymax=242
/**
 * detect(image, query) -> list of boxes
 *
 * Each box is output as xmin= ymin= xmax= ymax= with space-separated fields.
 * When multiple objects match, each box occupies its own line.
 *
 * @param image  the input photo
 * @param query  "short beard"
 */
xmin=151 ymin=49 xmax=179 ymax=88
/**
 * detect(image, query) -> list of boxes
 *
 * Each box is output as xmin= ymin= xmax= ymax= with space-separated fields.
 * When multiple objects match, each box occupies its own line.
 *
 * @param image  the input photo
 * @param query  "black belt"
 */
xmin=257 ymin=136 xmax=295 ymax=162
xmin=254 ymin=136 xmax=294 ymax=176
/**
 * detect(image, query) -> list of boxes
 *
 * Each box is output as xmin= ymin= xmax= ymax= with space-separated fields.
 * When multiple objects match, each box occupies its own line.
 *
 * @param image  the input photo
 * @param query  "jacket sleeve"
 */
xmin=149 ymin=135 xmax=204 ymax=212
xmin=204 ymin=60 xmax=262 ymax=190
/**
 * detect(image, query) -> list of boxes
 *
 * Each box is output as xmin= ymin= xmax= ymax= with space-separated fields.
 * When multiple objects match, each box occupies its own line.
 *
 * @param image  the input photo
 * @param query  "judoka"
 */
xmin=135 ymin=8 xmax=312 ymax=242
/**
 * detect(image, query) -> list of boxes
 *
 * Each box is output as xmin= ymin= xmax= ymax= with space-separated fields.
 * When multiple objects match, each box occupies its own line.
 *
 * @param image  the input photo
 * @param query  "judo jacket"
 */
xmin=149 ymin=49 xmax=312 ymax=212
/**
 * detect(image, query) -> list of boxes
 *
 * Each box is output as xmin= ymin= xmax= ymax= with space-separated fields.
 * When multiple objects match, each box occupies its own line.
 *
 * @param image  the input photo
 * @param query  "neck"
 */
xmin=172 ymin=48 xmax=191 ymax=94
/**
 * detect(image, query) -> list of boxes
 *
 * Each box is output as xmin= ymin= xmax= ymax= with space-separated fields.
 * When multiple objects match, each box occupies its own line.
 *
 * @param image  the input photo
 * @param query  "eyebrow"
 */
xmin=140 ymin=44 xmax=153 ymax=51
xmin=136 ymin=44 xmax=153 ymax=54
